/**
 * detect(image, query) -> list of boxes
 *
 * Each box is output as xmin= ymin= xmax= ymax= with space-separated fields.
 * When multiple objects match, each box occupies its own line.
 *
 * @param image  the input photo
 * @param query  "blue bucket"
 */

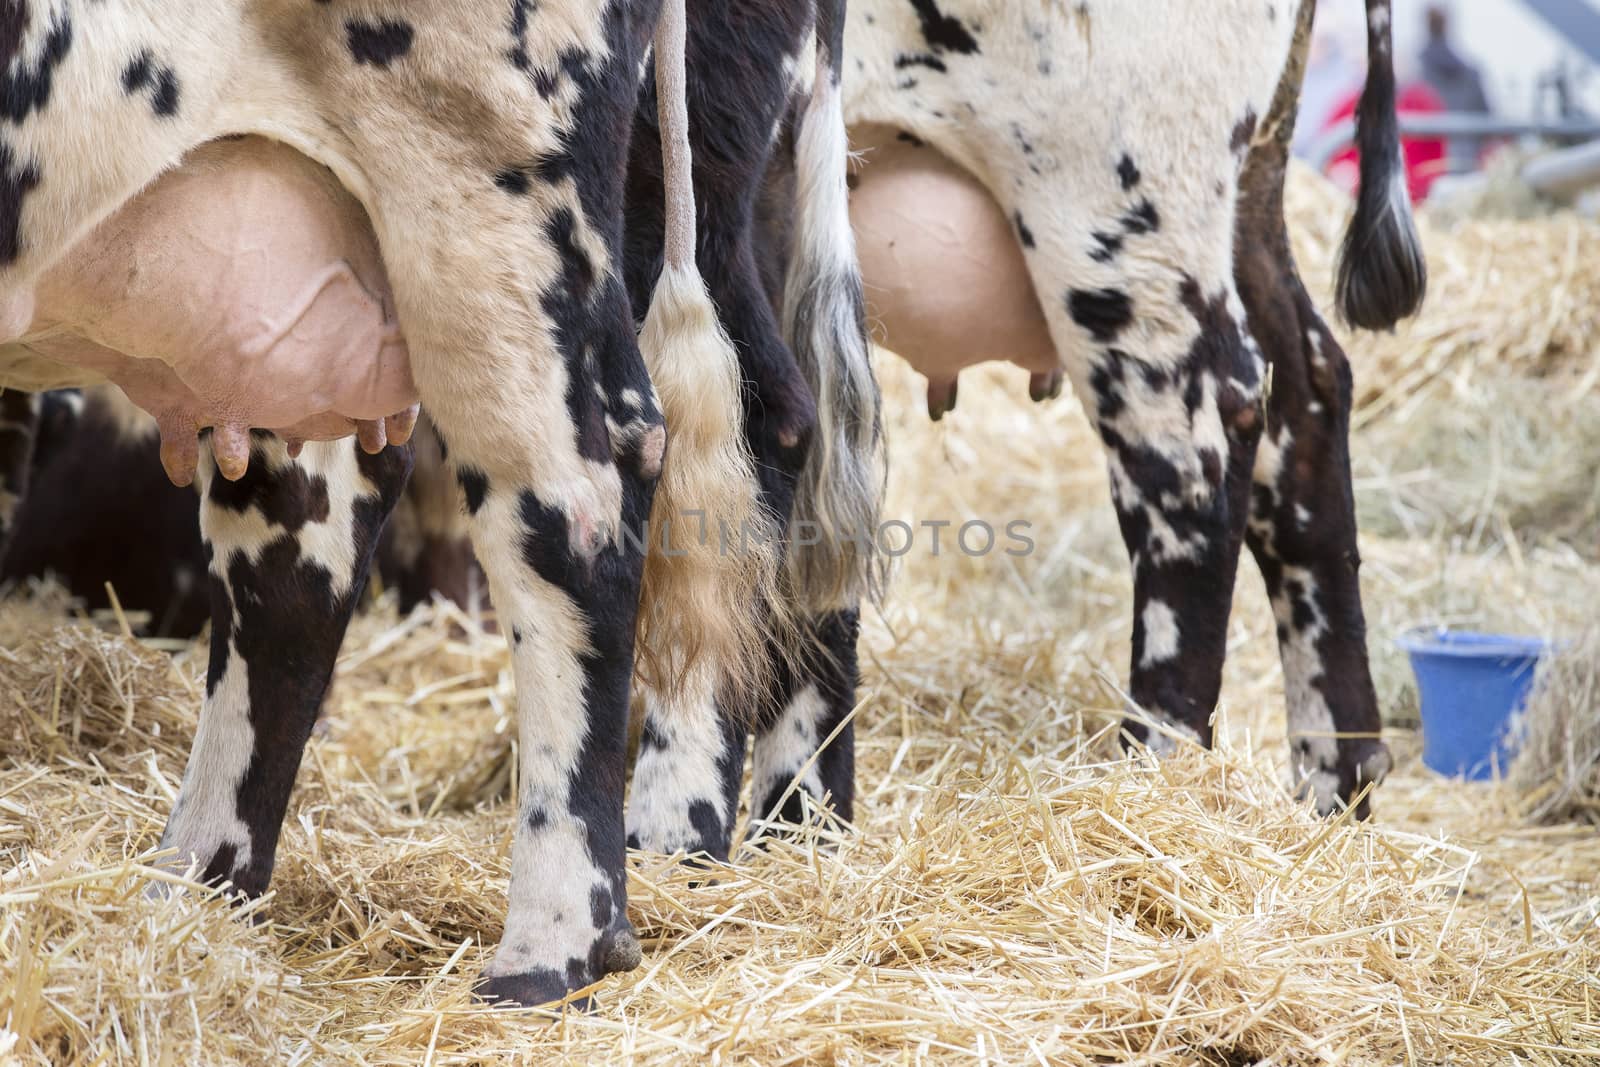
xmin=1396 ymin=628 xmax=1549 ymax=780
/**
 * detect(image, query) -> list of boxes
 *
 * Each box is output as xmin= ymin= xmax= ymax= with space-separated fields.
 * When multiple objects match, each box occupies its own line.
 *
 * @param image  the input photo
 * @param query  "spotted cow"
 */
xmin=0 ymin=0 xmax=878 ymax=1008
xmin=0 ymin=386 xmax=481 ymax=635
xmin=827 ymin=0 xmax=1425 ymax=817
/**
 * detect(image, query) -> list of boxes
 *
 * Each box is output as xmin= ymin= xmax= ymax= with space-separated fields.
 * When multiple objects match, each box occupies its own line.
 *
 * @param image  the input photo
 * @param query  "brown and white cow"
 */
xmin=0 ymin=0 xmax=879 ymax=1007
xmin=827 ymin=0 xmax=1424 ymax=816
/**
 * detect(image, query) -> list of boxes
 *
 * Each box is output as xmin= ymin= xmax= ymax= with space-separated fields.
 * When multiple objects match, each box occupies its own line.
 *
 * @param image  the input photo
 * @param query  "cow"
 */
xmin=825 ymin=0 xmax=1424 ymax=818
xmin=0 ymin=0 xmax=879 ymax=1009
xmin=0 ymin=385 xmax=480 ymax=636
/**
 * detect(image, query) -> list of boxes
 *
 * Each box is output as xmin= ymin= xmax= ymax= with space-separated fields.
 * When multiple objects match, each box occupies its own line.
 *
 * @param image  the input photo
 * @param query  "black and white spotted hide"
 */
xmin=1 ymin=0 xmax=722 ymax=1009
xmin=619 ymin=0 xmax=872 ymax=862
xmin=839 ymin=0 xmax=1418 ymax=815
xmin=1 ymin=388 xmax=208 ymax=636
xmin=156 ymin=434 xmax=411 ymax=896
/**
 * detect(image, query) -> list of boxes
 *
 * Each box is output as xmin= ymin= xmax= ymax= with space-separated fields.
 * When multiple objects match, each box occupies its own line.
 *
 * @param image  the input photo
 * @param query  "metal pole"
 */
xmin=1305 ymin=115 xmax=1600 ymax=173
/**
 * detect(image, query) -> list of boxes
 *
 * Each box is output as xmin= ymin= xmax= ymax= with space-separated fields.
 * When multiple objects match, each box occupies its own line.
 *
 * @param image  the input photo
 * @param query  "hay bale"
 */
xmin=1509 ymin=629 xmax=1600 ymax=824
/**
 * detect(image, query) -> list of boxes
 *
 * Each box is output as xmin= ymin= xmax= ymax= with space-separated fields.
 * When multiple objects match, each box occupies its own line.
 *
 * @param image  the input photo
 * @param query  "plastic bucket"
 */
xmin=1396 ymin=628 xmax=1549 ymax=780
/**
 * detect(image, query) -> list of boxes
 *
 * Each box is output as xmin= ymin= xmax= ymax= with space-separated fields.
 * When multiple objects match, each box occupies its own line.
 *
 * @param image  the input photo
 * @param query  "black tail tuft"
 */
xmin=1335 ymin=1 xmax=1427 ymax=331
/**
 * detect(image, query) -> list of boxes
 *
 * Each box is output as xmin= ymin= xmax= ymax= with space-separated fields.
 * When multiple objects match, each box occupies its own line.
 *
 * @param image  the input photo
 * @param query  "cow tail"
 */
xmin=1335 ymin=0 xmax=1427 ymax=329
xmin=782 ymin=0 xmax=885 ymax=615
xmin=635 ymin=0 xmax=779 ymax=702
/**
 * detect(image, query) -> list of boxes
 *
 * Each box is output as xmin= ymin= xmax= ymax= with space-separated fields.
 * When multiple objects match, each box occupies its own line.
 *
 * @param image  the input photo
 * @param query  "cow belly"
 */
xmin=848 ymin=126 xmax=1057 ymax=385
xmin=6 ymin=136 xmax=415 ymax=449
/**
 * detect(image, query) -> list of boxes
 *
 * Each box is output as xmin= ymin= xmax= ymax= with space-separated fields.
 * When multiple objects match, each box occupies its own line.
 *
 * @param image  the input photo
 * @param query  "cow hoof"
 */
xmin=599 ymin=917 xmax=644 ymax=974
xmin=474 ymin=970 xmax=596 ymax=1013
xmin=1295 ymin=738 xmax=1391 ymax=820
xmin=474 ymin=920 xmax=642 ymax=1011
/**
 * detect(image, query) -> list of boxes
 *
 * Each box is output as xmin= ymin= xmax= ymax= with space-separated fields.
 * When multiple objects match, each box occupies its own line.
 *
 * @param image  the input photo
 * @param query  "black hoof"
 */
xmin=474 ymin=970 xmax=595 ymax=1012
xmin=473 ymin=920 xmax=643 ymax=1010
xmin=600 ymin=921 xmax=643 ymax=974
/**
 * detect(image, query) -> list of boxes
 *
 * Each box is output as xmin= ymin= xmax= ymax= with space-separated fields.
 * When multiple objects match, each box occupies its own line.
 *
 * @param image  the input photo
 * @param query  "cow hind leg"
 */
xmin=622 ymin=0 xmax=818 ymax=863
xmin=156 ymin=436 xmax=410 ymax=895
xmin=1080 ymin=284 xmax=1264 ymax=753
xmin=1236 ymin=200 xmax=1390 ymax=818
xmin=749 ymin=610 xmax=859 ymax=837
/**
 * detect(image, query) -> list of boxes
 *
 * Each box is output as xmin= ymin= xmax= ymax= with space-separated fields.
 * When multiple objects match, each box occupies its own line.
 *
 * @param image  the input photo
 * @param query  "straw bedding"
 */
xmin=4 ymin=168 xmax=1600 ymax=1064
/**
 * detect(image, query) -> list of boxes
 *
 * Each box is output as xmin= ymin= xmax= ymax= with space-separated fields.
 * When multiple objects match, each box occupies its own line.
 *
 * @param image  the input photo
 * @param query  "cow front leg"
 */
xmin=446 ymin=437 xmax=656 ymax=1009
xmin=157 ymin=435 xmax=411 ymax=895
xmin=1084 ymin=292 xmax=1264 ymax=751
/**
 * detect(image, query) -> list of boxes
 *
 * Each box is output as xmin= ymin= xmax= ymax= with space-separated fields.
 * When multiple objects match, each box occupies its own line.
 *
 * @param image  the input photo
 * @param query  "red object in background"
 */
xmin=1322 ymin=81 xmax=1447 ymax=203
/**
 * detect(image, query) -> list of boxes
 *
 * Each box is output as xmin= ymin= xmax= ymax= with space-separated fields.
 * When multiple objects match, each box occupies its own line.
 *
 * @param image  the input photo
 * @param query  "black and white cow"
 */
xmin=0 ymin=0 xmax=878 ymax=1008
xmin=830 ymin=0 xmax=1423 ymax=816
xmin=0 ymin=385 xmax=481 ymax=635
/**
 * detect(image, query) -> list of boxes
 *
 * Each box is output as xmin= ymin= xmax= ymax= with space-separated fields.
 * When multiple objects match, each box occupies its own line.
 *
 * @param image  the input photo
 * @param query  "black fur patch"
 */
xmin=1090 ymin=230 xmax=1122 ymax=263
xmin=1014 ymin=211 xmax=1035 ymax=250
xmin=346 ymin=18 xmax=414 ymax=68
xmin=0 ymin=140 xmax=39 ymax=265
xmin=1 ymin=0 xmax=28 ymax=68
xmin=1117 ymin=154 xmax=1141 ymax=190
xmin=1230 ymin=109 xmax=1258 ymax=154
xmin=894 ymin=52 xmax=946 ymax=73
xmin=909 ymin=0 xmax=979 ymax=55
xmin=494 ymin=167 xmax=531 ymax=194
xmin=1122 ymin=199 xmax=1160 ymax=235
xmin=122 ymin=51 xmax=181 ymax=117
xmin=1068 ymin=288 xmax=1133 ymax=343
xmin=1 ymin=7 xmax=69 ymax=123
xmin=456 ymin=467 xmax=489 ymax=515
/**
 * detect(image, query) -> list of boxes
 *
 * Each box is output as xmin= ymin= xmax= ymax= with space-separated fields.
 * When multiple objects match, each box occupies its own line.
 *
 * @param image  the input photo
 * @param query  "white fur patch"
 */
xmin=1273 ymin=565 xmax=1341 ymax=788
xmin=158 ymin=605 xmax=255 ymax=877
xmin=1139 ymin=599 xmax=1181 ymax=667
xmin=751 ymin=683 xmax=829 ymax=820
xmin=627 ymin=670 xmax=732 ymax=855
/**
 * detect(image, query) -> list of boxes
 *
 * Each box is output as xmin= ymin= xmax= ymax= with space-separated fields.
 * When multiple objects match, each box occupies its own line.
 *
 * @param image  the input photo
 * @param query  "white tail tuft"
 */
xmin=781 ymin=32 xmax=885 ymax=616
xmin=634 ymin=0 xmax=780 ymax=701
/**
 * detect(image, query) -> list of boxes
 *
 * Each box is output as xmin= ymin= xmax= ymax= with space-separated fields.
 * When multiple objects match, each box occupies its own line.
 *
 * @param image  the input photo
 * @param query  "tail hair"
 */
xmin=781 ymin=0 xmax=886 ymax=615
xmin=1335 ymin=0 xmax=1427 ymax=330
xmin=634 ymin=0 xmax=780 ymax=703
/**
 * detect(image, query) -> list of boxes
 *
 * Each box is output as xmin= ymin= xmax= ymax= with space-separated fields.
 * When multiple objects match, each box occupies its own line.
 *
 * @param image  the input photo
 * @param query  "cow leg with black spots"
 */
xmin=1236 ymin=119 xmax=1390 ymax=818
xmin=749 ymin=610 xmax=859 ymax=837
xmin=622 ymin=0 xmax=816 ymax=862
xmin=1082 ymin=288 xmax=1265 ymax=753
xmin=156 ymin=436 xmax=410 ymax=895
xmin=339 ymin=0 xmax=675 ymax=1007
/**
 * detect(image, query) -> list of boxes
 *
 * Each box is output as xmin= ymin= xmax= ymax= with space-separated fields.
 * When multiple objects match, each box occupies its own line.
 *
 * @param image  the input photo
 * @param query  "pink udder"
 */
xmin=14 ymin=136 xmax=419 ymax=484
xmin=848 ymin=126 xmax=1061 ymax=419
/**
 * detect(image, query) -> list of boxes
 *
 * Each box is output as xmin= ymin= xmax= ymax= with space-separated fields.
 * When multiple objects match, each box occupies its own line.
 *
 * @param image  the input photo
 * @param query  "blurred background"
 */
xmin=1299 ymin=0 xmax=1600 ymax=207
